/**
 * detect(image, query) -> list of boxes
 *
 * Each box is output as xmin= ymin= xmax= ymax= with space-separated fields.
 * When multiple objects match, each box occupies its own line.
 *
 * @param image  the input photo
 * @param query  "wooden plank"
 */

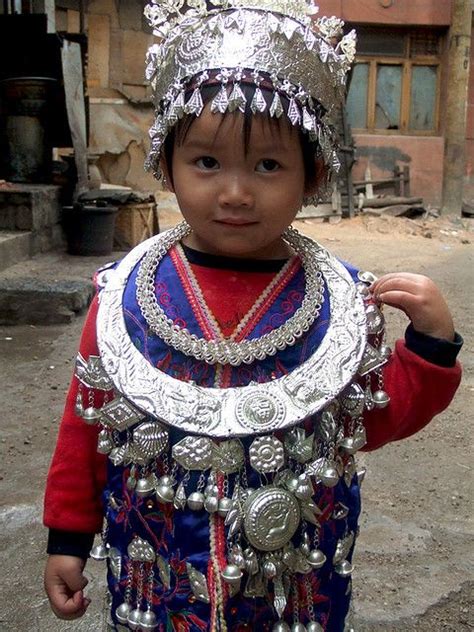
xmin=361 ymin=196 xmax=423 ymax=208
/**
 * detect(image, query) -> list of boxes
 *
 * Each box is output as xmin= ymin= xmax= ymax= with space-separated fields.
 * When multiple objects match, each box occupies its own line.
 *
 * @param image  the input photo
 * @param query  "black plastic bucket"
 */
xmin=62 ymin=204 xmax=117 ymax=256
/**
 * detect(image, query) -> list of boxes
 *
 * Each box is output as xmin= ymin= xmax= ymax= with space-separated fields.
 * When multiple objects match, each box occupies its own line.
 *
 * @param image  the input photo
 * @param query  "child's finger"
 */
xmin=372 ymin=278 xmax=422 ymax=302
xmin=49 ymin=585 xmax=89 ymax=620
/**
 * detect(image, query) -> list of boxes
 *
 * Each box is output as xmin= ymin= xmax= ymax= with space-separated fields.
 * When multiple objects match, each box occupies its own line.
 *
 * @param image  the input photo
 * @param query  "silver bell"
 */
xmin=217 ymin=497 xmax=232 ymax=517
xmin=221 ymin=564 xmax=242 ymax=585
xmin=82 ymin=406 xmax=100 ymax=425
xmin=308 ymin=549 xmax=326 ymax=569
xmin=90 ymin=543 xmax=109 ymax=561
xmin=334 ymin=559 xmax=354 ymax=577
xmin=338 ymin=437 xmax=357 ymax=456
xmin=156 ymin=485 xmax=174 ymax=504
xmin=320 ymin=465 xmax=340 ymax=488
xmin=115 ymin=602 xmax=131 ymax=624
xmin=372 ymin=390 xmax=390 ymax=408
xmin=139 ymin=609 xmax=158 ymax=631
xmin=135 ymin=476 xmax=155 ymax=497
xmin=273 ymin=622 xmax=291 ymax=632
xmin=291 ymin=624 xmax=306 ymax=632
xmin=306 ymin=622 xmax=324 ymax=632
xmin=187 ymin=491 xmax=205 ymax=511
xmin=204 ymin=495 xmax=219 ymax=513
xmin=127 ymin=607 xmax=143 ymax=630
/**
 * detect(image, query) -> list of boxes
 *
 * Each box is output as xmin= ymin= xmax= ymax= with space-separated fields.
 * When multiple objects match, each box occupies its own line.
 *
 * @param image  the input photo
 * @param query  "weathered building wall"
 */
xmin=58 ymin=0 xmax=473 ymax=207
xmin=352 ymin=135 xmax=445 ymax=207
xmin=319 ymin=0 xmax=456 ymax=208
xmin=465 ymin=17 xmax=474 ymax=203
xmin=56 ymin=0 xmax=157 ymax=192
xmin=317 ymin=0 xmax=452 ymax=26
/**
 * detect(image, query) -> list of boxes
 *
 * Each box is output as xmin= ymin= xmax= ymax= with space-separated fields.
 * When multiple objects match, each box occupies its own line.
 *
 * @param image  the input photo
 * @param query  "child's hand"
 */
xmin=44 ymin=555 xmax=90 ymax=620
xmin=371 ymin=272 xmax=455 ymax=341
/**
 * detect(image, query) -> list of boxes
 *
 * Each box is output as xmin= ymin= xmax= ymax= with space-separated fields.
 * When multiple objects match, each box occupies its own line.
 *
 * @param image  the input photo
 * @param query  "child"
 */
xmin=44 ymin=2 xmax=462 ymax=631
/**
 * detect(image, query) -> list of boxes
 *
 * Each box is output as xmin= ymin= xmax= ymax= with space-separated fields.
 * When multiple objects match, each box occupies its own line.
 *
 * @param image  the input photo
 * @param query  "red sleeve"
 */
xmin=43 ymin=295 xmax=107 ymax=534
xmin=363 ymin=339 xmax=462 ymax=451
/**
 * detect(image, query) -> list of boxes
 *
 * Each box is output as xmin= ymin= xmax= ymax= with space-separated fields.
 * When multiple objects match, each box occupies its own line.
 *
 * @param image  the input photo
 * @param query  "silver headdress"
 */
xmin=144 ymin=1 xmax=356 ymax=193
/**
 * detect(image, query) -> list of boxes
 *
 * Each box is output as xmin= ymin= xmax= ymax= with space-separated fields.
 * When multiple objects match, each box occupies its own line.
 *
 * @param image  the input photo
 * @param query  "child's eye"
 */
xmin=196 ymin=156 xmax=219 ymax=170
xmin=256 ymin=159 xmax=280 ymax=173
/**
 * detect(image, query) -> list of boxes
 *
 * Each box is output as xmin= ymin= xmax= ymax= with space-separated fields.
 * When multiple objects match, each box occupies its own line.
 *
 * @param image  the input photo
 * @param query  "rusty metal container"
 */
xmin=0 ymin=76 xmax=56 ymax=183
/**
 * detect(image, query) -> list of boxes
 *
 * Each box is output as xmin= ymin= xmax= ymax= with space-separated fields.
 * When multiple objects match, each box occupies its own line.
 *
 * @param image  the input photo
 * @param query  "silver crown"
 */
xmin=144 ymin=2 xmax=356 ymax=196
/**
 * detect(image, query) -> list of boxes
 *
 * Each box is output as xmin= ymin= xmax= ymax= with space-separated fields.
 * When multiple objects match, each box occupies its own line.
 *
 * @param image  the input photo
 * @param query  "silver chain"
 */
xmin=136 ymin=222 xmax=325 ymax=366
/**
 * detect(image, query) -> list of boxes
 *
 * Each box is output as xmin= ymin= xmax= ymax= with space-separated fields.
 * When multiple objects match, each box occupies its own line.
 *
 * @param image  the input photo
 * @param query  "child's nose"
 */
xmin=218 ymin=174 xmax=254 ymax=208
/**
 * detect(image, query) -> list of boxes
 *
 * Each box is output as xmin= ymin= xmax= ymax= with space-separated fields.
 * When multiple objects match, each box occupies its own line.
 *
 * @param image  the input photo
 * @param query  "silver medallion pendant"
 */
xmin=249 ymin=436 xmax=285 ymax=473
xmin=236 ymin=392 xmax=286 ymax=432
xmin=243 ymin=486 xmax=301 ymax=552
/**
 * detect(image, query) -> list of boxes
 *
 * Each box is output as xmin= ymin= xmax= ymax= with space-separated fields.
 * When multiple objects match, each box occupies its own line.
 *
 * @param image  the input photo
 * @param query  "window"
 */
xmin=346 ymin=27 xmax=444 ymax=134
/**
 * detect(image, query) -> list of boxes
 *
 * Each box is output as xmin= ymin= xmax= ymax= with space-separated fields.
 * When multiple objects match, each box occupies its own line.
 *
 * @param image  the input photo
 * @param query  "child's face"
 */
xmin=166 ymin=104 xmax=308 ymax=259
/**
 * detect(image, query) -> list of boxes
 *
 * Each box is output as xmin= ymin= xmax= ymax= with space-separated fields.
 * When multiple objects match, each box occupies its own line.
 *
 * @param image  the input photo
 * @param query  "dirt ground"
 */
xmin=0 ymin=211 xmax=472 ymax=631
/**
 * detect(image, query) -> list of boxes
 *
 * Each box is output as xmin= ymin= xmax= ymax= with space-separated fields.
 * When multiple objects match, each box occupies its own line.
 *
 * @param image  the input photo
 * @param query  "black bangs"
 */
xmin=162 ymin=82 xmax=319 ymax=188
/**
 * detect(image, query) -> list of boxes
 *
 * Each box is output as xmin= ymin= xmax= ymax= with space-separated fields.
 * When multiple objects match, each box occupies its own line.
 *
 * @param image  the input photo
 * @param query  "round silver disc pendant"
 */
xmin=243 ymin=486 xmax=301 ymax=552
xmin=236 ymin=392 xmax=286 ymax=432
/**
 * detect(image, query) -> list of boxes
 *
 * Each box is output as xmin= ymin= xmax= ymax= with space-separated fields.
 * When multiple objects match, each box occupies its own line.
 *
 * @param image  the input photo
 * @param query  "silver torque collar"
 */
xmin=97 ymin=228 xmax=367 ymax=438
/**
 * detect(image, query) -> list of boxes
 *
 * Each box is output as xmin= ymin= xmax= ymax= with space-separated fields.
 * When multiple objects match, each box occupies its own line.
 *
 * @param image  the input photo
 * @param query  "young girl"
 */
xmin=44 ymin=2 xmax=462 ymax=631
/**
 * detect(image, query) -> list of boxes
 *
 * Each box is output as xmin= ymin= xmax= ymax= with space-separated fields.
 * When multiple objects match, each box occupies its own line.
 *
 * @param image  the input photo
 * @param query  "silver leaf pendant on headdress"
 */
xmin=184 ymin=88 xmax=204 ymax=116
xmin=270 ymin=91 xmax=284 ymax=118
xmin=250 ymin=87 xmax=267 ymax=114
xmin=228 ymin=83 xmax=247 ymax=112
xmin=211 ymin=85 xmax=229 ymax=114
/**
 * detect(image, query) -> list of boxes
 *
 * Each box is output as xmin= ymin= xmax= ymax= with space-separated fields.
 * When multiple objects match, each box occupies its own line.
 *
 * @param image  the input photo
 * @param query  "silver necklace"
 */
xmin=97 ymin=229 xmax=367 ymax=438
xmin=135 ymin=222 xmax=325 ymax=366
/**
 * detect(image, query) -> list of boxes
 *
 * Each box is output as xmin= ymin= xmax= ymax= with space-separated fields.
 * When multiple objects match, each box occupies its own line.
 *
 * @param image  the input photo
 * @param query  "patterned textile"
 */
xmin=103 ymin=246 xmax=360 ymax=631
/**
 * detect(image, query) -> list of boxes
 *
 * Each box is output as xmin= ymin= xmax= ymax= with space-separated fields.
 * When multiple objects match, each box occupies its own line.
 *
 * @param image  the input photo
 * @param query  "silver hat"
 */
xmin=144 ymin=1 xmax=356 ymax=192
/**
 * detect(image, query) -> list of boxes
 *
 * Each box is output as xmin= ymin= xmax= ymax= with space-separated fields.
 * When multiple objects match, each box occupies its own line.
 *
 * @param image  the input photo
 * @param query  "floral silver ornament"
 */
xmin=249 ymin=435 xmax=285 ymax=473
xmin=128 ymin=536 xmax=156 ymax=563
xmin=212 ymin=439 xmax=245 ymax=473
xmin=339 ymin=383 xmax=366 ymax=418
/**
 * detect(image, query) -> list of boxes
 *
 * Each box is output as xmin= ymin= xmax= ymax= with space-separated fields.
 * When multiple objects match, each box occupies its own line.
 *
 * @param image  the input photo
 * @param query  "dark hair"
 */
xmin=162 ymin=81 xmax=320 ymax=189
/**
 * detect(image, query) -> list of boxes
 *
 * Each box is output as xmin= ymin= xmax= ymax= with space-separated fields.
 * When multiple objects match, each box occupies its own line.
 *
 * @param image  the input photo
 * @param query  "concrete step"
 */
xmin=0 ymin=249 xmax=122 ymax=325
xmin=0 ymin=231 xmax=32 ymax=272
xmin=0 ymin=184 xmax=64 ymax=256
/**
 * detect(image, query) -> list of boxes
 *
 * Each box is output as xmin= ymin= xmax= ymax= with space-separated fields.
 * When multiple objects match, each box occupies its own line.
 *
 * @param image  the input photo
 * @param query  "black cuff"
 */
xmin=47 ymin=529 xmax=95 ymax=559
xmin=405 ymin=324 xmax=463 ymax=368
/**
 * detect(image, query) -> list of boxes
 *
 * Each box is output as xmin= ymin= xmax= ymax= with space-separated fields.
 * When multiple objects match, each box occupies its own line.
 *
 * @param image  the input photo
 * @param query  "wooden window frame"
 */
xmin=349 ymin=31 xmax=443 ymax=136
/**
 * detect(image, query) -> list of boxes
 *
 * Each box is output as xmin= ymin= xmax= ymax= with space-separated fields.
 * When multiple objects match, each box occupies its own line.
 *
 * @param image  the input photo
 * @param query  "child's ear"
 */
xmin=304 ymin=158 xmax=328 ymax=197
xmin=159 ymin=158 xmax=175 ymax=193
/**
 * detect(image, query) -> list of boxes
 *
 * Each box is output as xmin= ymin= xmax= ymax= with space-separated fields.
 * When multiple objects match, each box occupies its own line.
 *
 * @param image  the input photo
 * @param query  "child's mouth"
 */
xmin=215 ymin=219 xmax=258 ymax=227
